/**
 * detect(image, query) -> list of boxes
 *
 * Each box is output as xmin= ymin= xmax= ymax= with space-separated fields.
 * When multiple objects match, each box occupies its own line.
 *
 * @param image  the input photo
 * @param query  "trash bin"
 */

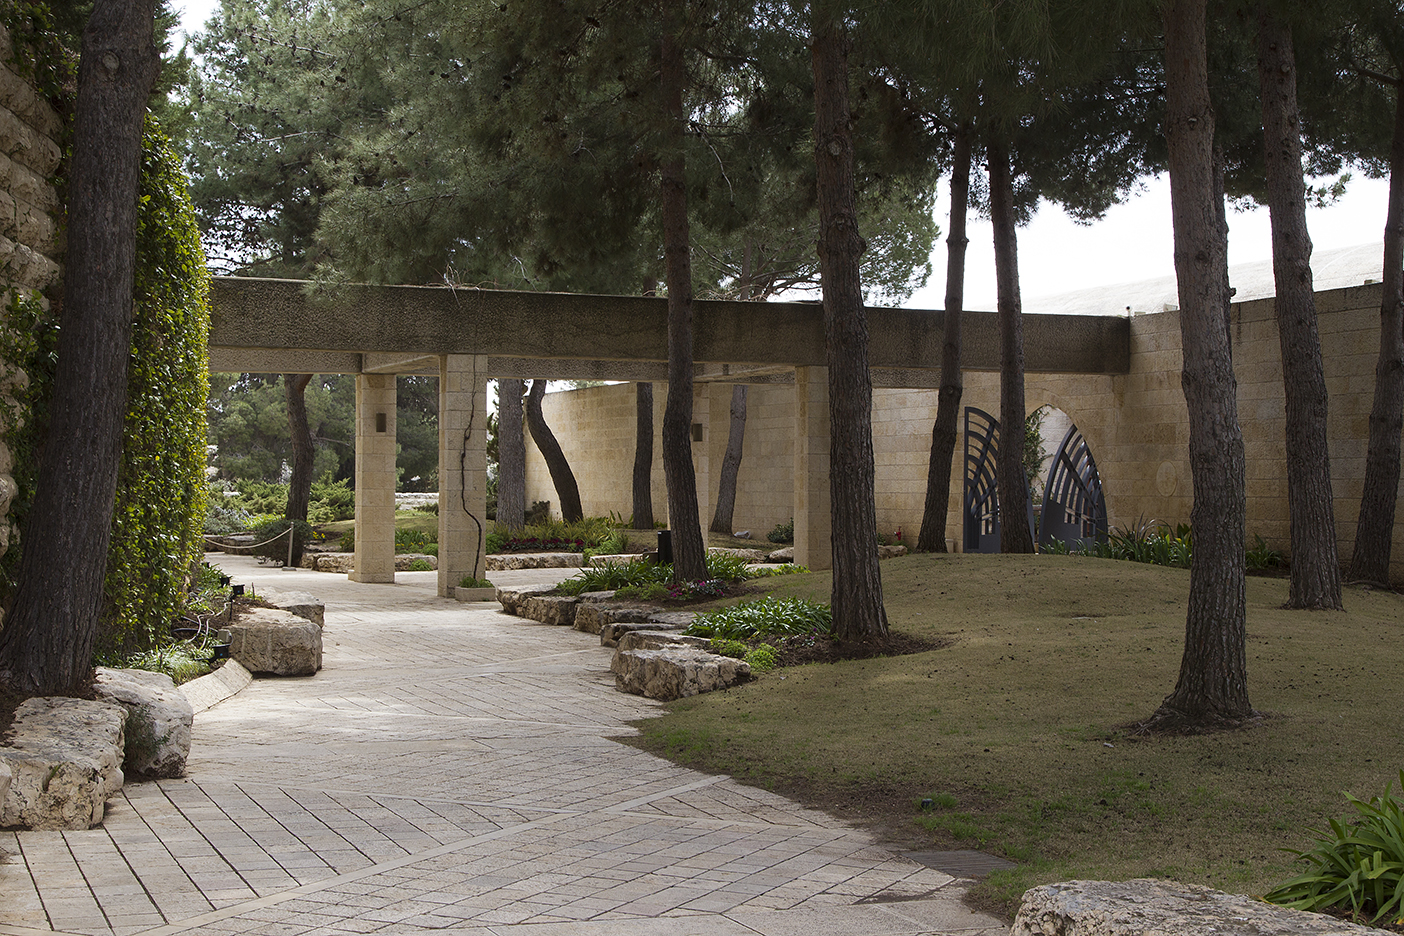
xmin=657 ymin=529 xmax=673 ymax=565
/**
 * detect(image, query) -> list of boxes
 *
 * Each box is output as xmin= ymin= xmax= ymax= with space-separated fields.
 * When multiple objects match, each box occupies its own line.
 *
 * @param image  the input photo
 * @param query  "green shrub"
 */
xmin=310 ymin=474 xmax=355 ymax=521
xmin=750 ymin=563 xmax=808 ymax=577
xmin=1247 ymin=534 xmax=1286 ymax=571
xmin=415 ymin=501 xmax=440 ymax=514
xmin=109 ymin=641 xmax=212 ymax=685
xmin=615 ymin=582 xmax=671 ymax=600
xmin=767 ymin=518 xmax=795 ymax=544
xmin=251 ymin=517 xmax=315 ymax=562
xmin=1264 ymin=771 xmax=1404 ymax=925
xmin=406 ymin=559 xmax=433 ymax=571
xmin=743 ymin=643 xmax=778 ymax=672
xmin=685 ymin=596 xmax=834 ymax=641
xmin=558 ymin=558 xmax=671 ymax=595
xmin=395 ymin=528 xmax=436 ymax=552
xmin=459 ymin=575 xmax=494 ymax=589
xmin=709 ymin=638 xmax=750 ymax=659
xmin=705 ymin=552 xmax=752 ymax=581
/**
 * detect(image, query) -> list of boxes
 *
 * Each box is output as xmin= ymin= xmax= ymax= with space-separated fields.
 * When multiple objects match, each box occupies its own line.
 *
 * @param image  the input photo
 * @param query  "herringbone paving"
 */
xmin=0 ymin=555 xmax=1004 ymax=936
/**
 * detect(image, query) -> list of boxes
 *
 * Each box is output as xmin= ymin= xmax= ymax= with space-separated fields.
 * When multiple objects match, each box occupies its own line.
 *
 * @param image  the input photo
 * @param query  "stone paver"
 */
xmin=0 ymin=556 xmax=1004 ymax=936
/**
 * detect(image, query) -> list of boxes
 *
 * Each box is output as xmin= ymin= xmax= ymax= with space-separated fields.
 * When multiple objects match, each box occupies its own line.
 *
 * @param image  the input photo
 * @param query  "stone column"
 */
xmin=438 ymin=355 xmax=489 ymax=598
xmin=794 ymin=366 xmax=831 ymax=570
xmin=351 ymin=374 xmax=397 ymax=583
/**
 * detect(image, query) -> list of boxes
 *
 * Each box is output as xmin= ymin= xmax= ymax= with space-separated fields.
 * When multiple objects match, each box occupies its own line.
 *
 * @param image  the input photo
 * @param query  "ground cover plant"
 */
xmin=624 ymin=552 xmax=1404 ymax=922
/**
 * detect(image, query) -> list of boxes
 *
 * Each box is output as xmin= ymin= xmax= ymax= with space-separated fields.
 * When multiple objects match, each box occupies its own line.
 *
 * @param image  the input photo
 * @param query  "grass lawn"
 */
xmin=624 ymin=552 xmax=1404 ymax=920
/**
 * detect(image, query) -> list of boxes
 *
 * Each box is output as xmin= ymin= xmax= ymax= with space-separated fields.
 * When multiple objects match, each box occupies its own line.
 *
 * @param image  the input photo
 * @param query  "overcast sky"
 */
xmin=175 ymin=0 xmax=1390 ymax=312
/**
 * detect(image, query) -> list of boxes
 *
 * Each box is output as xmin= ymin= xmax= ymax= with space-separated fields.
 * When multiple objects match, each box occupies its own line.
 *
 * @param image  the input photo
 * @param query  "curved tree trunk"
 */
xmin=917 ymin=122 xmax=972 ymax=553
xmin=524 ymin=379 xmax=583 ymax=522
xmin=284 ymin=373 xmax=314 ymax=567
xmin=986 ymin=137 xmax=1035 ymax=555
xmin=660 ymin=0 xmax=706 ymax=582
xmin=0 ymin=0 xmax=159 ymax=696
xmin=709 ymin=385 xmax=747 ymax=534
xmin=812 ymin=15 xmax=888 ymax=643
xmin=497 ymin=378 xmax=526 ymax=529
xmin=1256 ymin=10 xmax=1341 ymax=609
xmin=1347 ymin=81 xmax=1404 ymax=587
xmin=1154 ymin=0 xmax=1252 ymax=726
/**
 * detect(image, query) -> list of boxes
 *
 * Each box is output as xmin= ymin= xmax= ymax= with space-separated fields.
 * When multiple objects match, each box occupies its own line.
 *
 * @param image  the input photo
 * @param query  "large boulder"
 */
xmin=0 ymin=697 xmax=126 ymax=830
xmin=93 ymin=668 xmax=194 ymax=778
xmin=257 ymin=588 xmax=325 ymax=627
xmin=228 ymin=606 xmax=322 ymax=676
xmin=600 ymin=619 xmax=685 ymax=648
xmin=574 ymin=602 xmax=653 ymax=635
xmin=612 ymin=647 xmax=751 ymax=701
xmin=1012 ymin=879 xmax=1392 ymax=936
xmin=495 ymin=584 xmax=558 ymax=616
xmin=708 ymin=546 xmax=768 ymax=562
xmin=615 ymin=630 xmax=711 ymax=653
xmin=519 ymin=593 xmax=580 ymax=626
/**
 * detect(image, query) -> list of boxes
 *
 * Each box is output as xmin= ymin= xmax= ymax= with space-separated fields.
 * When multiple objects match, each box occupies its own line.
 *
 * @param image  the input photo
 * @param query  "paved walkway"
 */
xmin=1 ymin=555 xmax=1005 ymax=936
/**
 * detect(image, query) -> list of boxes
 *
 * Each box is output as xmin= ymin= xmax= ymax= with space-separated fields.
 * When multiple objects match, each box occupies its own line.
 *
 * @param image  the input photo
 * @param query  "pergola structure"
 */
xmin=208 ymin=276 xmax=1131 ymax=596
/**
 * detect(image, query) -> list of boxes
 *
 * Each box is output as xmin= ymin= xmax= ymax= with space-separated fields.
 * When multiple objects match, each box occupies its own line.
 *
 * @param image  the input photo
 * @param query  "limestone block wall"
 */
xmin=527 ymin=283 xmax=1403 ymax=585
xmin=0 ymin=24 xmax=64 ymax=563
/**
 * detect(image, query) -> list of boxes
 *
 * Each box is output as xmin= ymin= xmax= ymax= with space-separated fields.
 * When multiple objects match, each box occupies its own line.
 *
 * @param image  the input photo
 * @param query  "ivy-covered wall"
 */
xmin=1 ymin=16 xmax=212 ymax=654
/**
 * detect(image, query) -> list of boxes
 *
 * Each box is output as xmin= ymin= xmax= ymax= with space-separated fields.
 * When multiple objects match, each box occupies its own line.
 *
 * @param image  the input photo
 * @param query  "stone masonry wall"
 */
xmin=525 ymin=288 xmax=1402 ymax=585
xmin=0 ymin=24 xmax=65 ymax=563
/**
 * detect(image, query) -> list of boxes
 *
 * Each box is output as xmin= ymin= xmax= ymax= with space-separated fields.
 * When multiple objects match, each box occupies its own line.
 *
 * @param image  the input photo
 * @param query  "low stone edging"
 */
xmin=179 ymin=659 xmax=253 ymax=714
xmin=298 ymin=552 xmax=437 ymax=573
xmin=611 ymin=646 xmax=751 ymax=701
xmin=93 ymin=668 xmax=193 ymax=779
xmin=486 ymin=552 xmax=584 ymax=571
xmin=0 ymin=697 xmax=127 ymax=830
xmin=1012 ymin=879 xmax=1395 ymax=936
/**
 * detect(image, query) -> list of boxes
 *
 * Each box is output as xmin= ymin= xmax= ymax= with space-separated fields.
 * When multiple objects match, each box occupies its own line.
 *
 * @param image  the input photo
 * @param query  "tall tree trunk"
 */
xmin=987 ymin=137 xmax=1035 ymax=554
xmin=917 ymin=122 xmax=972 ymax=553
xmin=0 ymin=0 xmax=159 ymax=696
xmin=812 ymin=15 xmax=888 ymax=643
xmin=632 ymin=382 xmax=655 ymax=530
xmin=710 ymin=385 xmax=747 ymax=533
xmin=1154 ymin=0 xmax=1253 ymax=726
xmin=284 ymin=373 xmax=314 ymax=567
xmin=524 ymin=379 xmax=583 ymax=522
xmin=497 ymin=378 xmax=526 ymax=529
xmin=660 ymin=0 xmax=706 ymax=581
xmin=1347 ymin=81 xmax=1404 ymax=586
xmin=1256 ymin=9 xmax=1342 ymax=609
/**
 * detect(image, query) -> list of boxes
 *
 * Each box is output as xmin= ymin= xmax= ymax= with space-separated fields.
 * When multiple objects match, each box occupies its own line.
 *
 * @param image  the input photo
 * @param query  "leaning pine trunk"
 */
xmin=986 ymin=137 xmax=1035 ymax=554
xmin=1256 ymin=9 xmax=1342 ymax=610
xmin=632 ymin=382 xmax=655 ymax=530
xmin=917 ymin=123 xmax=972 ymax=553
xmin=709 ymin=385 xmax=747 ymax=533
xmin=1347 ymin=81 xmax=1404 ymax=586
xmin=524 ymin=379 xmax=583 ymax=523
xmin=811 ymin=13 xmax=888 ymax=643
xmin=0 ymin=0 xmax=160 ymax=696
xmin=1153 ymin=0 xmax=1253 ymax=726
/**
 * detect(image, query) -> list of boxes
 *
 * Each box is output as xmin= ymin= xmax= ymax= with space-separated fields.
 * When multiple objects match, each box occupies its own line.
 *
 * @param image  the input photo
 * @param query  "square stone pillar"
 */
xmin=351 ymin=374 xmax=397 ymax=583
xmin=438 ymin=355 xmax=489 ymax=598
xmin=794 ymin=366 xmax=831 ymax=570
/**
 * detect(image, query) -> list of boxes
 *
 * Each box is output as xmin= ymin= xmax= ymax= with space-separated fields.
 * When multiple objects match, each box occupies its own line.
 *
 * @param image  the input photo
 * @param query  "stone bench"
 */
xmin=0 ymin=697 xmax=126 ymax=830
xmin=1012 ymin=879 xmax=1393 ymax=936
xmin=611 ymin=647 xmax=751 ymax=701
xmin=228 ymin=606 xmax=323 ymax=675
xmin=94 ymin=667 xmax=194 ymax=778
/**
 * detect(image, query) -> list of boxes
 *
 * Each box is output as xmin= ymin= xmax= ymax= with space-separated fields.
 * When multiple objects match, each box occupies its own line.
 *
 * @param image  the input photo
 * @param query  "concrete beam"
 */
xmin=210 ymin=277 xmax=1131 ymax=376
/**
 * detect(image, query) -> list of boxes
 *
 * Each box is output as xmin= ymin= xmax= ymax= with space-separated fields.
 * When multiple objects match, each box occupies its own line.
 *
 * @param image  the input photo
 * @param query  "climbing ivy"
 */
xmin=99 ymin=116 xmax=211 ymax=655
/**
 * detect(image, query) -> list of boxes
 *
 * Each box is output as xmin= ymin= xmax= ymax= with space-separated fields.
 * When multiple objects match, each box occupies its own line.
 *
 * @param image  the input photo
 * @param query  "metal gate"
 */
xmin=1037 ymin=424 xmax=1108 ymax=550
xmin=962 ymin=407 xmax=1036 ymax=553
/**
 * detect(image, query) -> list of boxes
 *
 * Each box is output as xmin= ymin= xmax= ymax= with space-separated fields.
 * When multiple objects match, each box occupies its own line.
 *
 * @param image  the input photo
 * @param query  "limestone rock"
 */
xmin=766 ymin=546 xmax=795 ymax=563
xmin=646 ymin=611 xmax=696 ymax=628
xmin=574 ymin=602 xmax=653 ymax=635
xmin=616 ymin=630 xmax=711 ymax=653
xmin=495 ymin=584 xmax=558 ymax=616
xmin=258 ymin=588 xmax=325 ymax=627
xmin=228 ymin=606 xmax=322 ymax=676
xmin=0 ymin=757 xmax=9 ymax=810
xmin=93 ymin=668 xmax=193 ymax=778
xmin=1012 ymin=879 xmax=1391 ymax=936
xmin=612 ymin=647 xmax=751 ymax=701
xmin=306 ymin=552 xmax=354 ymax=573
xmin=600 ymin=619 xmax=684 ymax=648
xmin=1 ymin=697 xmax=126 ymax=830
xmin=708 ymin=546 xmax=767 ymax=562
xmin=519 ymin=593 xmax=579 ymax=626
xmin=395 ymin=553 xmax=436 ymax=571
xmin=587 ymin=554 xmax=645 ymax=568
xmin=486 ymin=552 xmax=584 ymax=571
xmin=879 ymin=544 xmax=908 ymax=559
